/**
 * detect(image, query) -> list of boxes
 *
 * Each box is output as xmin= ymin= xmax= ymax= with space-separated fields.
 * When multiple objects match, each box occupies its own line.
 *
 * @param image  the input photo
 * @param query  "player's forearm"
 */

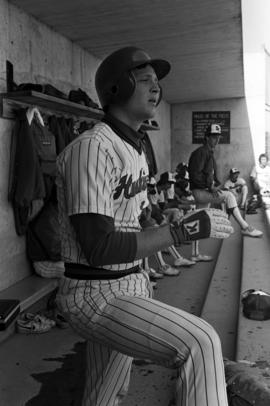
xmin=85 ymin=226 xmax=173 ymax=266
xmin=134 ymin=224 xmax=174 ymax=260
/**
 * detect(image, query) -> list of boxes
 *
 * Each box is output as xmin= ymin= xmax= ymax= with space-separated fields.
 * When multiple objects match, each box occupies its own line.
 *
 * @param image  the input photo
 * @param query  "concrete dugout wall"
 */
xmin=0 ymin=0 xmax=171 ymax=290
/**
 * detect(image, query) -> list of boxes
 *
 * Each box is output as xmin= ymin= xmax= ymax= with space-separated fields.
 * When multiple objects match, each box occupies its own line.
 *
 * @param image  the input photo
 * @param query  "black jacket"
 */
xmin=9 ymin=109 xmax=57 ymax=235
xmin=188 ymin=144 xmax=220 ymax=190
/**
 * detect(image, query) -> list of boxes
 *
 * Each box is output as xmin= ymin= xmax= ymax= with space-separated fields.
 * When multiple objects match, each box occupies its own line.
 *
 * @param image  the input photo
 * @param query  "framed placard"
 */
xmin=192 ymin=111 xmax=230 ymax=144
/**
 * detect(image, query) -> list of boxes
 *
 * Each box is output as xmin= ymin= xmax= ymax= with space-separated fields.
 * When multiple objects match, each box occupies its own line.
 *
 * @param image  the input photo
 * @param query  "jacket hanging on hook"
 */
xmin=8 ymin=108 xmax=57 ymax=235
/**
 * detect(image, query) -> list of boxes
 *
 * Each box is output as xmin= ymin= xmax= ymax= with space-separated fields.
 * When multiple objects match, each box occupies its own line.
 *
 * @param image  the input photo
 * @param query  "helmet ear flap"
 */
xmin=110 ymin=71 xmax=136 ymax=104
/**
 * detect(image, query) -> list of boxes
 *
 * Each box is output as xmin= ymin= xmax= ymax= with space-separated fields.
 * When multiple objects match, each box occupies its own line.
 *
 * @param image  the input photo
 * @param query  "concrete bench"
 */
xmin=200 ymin=217 xmax=242 ymax=359
xmin=235 ymin=208 xmax=270 ymax=366
xmin=0 ymin=275 xmax=58 ymax=343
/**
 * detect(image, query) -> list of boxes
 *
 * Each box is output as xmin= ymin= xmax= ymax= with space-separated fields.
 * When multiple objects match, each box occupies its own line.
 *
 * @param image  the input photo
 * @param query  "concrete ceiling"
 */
xmin=9 ymin=0 xmax=245 ymax=104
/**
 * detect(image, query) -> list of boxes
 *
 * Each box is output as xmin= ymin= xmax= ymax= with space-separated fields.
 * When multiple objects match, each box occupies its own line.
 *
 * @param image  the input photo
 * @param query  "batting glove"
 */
xmin=170 ymin=208 xmax=234 ymax=245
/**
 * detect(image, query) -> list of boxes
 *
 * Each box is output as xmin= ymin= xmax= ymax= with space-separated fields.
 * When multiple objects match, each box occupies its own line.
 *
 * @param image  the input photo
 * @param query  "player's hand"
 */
xmin=170 ymin=208 xmax=234 ymax=244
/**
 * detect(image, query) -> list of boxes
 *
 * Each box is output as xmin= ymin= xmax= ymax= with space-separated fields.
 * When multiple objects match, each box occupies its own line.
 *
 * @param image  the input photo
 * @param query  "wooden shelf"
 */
xmin=0 ymin=90 xmax=104 ymax=121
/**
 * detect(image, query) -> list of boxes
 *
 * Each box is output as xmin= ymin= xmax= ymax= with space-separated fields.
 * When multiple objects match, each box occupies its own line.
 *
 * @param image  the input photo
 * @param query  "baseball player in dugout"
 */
xmin=56 ymin=46 xmax=234 ymax=406
xmin=223 ymin=168 xmax=249 ymax=210
xmin=188 ymin=124 xmax=263 ymax=239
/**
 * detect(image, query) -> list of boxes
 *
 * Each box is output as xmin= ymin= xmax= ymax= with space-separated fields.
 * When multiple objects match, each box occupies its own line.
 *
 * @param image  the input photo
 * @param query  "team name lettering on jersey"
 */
xmin=113 ymin=169 xmax=148 ymax=200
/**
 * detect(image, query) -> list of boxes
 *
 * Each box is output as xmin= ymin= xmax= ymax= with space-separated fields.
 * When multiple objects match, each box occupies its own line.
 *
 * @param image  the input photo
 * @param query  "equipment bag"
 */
xmin=224 ymin=359 xmax=270 ymax=406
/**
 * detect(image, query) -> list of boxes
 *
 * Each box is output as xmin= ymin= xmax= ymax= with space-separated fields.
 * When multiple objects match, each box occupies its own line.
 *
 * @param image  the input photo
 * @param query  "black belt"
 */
xmin=64 ymin=263 xmax=141 ymax=280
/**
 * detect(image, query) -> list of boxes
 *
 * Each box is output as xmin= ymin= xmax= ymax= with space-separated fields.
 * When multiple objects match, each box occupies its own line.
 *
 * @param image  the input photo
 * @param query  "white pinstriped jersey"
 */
xmin=56 ymin=121 xmax=149 ymax=271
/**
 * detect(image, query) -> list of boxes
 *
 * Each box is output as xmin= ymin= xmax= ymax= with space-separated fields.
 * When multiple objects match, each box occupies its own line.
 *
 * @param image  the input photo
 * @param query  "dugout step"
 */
xmin=265 ymin=208 xmax=270 ymax=234
xmin=200 ymin=217 xmax=242 ymax=359
xmin=236 ymin=208 xmax=270 ymax=368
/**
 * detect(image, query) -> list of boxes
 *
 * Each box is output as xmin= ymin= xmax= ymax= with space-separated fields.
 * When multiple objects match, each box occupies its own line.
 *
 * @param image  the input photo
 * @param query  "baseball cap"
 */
xmin=176 ymin=162 xmax=189 ymax=180
xmin=230 ymin=168 xmax=240 ymax=175
xmin=158 ymin=172 xmax=176 ymax=185
xmin=205 ymin=123 xmax=222 ymax=136
xmin=241 ymin=289 xmax=270 ymax=321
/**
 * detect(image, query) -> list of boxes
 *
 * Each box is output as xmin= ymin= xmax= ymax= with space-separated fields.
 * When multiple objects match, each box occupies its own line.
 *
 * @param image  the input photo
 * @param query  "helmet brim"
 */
xmin=149 ymin=59 xmax=171 ymax=80
xmin=129 ymin=58 xmax=171 ymax=80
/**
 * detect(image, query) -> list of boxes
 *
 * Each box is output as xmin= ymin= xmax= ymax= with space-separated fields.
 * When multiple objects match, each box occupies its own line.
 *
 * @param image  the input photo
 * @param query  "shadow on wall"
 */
xmin=26 ymin=341 xmax=86 ymax=406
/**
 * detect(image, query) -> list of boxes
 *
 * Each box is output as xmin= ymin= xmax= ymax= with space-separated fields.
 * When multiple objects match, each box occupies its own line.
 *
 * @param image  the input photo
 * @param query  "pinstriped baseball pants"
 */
xmin=56 ymin=271 xmax=228 ymax=406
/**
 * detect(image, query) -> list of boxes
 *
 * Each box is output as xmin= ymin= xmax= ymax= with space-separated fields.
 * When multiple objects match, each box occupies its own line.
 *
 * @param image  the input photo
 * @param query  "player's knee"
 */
xmin=225 ymin=192 xmax=237 ymax=207
xmin=172 ymin=323 xmax=222 ymax=368
xmin=191 ymin=324 xmax=222 ymax=355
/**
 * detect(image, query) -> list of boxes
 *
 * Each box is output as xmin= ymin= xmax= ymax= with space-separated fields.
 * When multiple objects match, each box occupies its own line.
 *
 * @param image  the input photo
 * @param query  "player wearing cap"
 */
xmin=188 ymin=124 xmax=262 ymax=262
xmin=223 ymin=168 xmax=248 ymax=210
xmin=155 ymin=171 xmax=181 ymax=222
xmin=56 ymin=47 xmax=234 ymax=406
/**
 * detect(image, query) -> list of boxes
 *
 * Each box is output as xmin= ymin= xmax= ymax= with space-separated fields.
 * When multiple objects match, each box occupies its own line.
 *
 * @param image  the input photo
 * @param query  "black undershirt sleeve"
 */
xmin=70 ymin=213 xmax=137 ymax=266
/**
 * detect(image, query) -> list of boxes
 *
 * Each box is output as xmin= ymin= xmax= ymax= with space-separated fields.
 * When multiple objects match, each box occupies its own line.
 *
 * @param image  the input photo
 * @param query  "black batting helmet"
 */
xmin=95 ymin=46 xmax=171 ymax=110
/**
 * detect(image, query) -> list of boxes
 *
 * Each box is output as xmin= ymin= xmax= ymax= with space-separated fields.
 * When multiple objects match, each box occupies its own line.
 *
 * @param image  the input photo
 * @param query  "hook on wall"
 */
xmin=6 ymin=61 xmax=17 ymax=93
